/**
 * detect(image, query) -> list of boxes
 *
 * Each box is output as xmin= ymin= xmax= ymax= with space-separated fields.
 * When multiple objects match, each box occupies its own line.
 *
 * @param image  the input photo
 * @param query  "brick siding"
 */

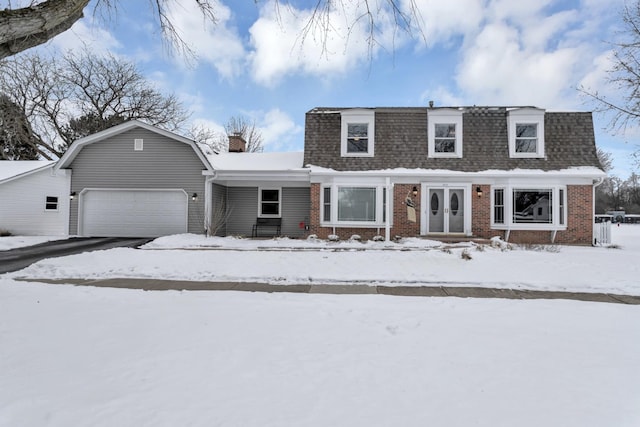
xmin=309 ymin=182 xmax=594 ymax=244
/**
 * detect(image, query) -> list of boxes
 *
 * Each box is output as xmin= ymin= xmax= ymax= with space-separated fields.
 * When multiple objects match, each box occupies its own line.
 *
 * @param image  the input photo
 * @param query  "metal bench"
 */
xmin=252 ymin=217 xmax=282 ymax=237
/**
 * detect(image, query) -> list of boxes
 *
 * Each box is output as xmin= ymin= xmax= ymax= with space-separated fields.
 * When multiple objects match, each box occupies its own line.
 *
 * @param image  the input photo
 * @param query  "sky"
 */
xmin=9 ymin=0 xmax=639 ymax=177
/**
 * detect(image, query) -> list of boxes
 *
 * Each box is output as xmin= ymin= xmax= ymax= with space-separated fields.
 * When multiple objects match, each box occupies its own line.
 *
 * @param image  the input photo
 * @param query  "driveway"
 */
xmin=0 ymin=237 xmax=152 ymax=274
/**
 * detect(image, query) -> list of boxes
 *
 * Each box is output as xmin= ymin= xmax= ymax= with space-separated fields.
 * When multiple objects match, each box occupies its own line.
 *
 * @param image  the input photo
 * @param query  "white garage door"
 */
xmin=81 ymin=189 xmax=188 ymax=237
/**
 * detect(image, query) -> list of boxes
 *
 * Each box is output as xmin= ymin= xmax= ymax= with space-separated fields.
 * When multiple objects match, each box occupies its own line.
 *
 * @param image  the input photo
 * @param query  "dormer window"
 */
xmin=341 ymin=110 xmax=375 ymax=157
xmin=508 ymin=108 xmax=545 ymax=158
xmin=428 ymin=109 xmax=463 ymax=158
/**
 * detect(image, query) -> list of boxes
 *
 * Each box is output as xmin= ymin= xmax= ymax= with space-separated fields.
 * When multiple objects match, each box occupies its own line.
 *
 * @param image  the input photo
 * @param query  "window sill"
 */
xmin=491 ymin=224 xmax=567 ymax=231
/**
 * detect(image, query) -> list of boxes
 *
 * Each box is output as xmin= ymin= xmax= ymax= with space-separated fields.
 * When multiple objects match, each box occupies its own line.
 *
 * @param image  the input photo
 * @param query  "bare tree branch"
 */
xmin=580 ymin=1 xmax=640 ymax=134
xmin=0 ymin=0 xmax=89 ymax=59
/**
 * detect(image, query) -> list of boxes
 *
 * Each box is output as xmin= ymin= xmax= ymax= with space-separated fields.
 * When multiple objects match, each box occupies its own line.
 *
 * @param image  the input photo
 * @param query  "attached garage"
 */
xmin=80 ymin=189 xmax=188 ymax=237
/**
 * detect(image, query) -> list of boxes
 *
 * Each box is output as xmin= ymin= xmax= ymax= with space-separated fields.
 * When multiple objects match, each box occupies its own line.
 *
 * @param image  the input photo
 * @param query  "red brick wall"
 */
xmin=308 ymin=183 xmax=421 ymax=240
xmin=309 ymin=182 xmax=594 ymax=244
xmin=472 ymin=184 xmax=593 ymax=245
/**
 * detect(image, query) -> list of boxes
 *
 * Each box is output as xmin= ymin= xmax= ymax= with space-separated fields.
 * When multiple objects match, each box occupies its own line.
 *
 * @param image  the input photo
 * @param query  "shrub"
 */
xmin=0 ymin=229 xmax=11 ymax=237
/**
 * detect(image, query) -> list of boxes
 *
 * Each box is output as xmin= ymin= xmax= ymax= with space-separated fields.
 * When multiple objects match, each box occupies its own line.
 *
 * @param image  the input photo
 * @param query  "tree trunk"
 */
xmin=0 ymin=0 xmax=90 ymax=59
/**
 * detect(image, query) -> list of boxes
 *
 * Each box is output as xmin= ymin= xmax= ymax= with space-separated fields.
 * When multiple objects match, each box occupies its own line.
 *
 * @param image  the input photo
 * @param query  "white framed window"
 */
xmin=341 ymin=110 xmax=375 ymax=157
xmin=45 ymin=196 xmax=59 ymax=211
xmin=491 ymin=185 xmax=567 ymax=229
xmin=507 ymin=108 xmax=545 ymax=158
xmin=321 ymin=184 xmax=389 ymax=226
xmin=134 ymin=138 xmax=144 ymax=151
xmin=428 ymin=109 xmax=463 ymax=158
xmin=258 ymin=188 xmax=281 ymax=217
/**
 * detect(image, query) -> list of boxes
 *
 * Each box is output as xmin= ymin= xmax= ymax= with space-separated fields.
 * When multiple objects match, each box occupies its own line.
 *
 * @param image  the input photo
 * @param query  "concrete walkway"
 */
xmin=16 ymin=277 xmax=640 ymax=305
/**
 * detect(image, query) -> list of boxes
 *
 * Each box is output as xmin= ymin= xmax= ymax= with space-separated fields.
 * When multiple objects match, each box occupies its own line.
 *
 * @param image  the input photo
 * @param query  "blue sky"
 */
xmin=19 ymin=0 xmax=639 ymax=176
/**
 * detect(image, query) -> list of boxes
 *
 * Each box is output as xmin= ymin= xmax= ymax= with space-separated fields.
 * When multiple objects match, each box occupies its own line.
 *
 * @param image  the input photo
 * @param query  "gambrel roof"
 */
xmin=303 ymin=106 xmax=603 ymax=172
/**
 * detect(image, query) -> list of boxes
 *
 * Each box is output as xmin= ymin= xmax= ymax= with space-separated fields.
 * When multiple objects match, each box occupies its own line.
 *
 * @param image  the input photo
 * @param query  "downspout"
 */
xmin=592 ymin=176 xmax=605 ymax=245
xmin=385 ymin=177 xmax=391 ymax=242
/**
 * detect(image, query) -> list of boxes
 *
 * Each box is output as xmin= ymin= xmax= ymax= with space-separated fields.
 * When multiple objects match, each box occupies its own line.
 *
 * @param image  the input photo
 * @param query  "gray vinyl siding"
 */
xmin=226 ymin=187 xmax=258 ymax=236
xmin=281 ymin=187 xmax=310 ymax=237
xmin=222 ymin=186 xmax=310 ymax=237
xmin=211 ymin=183 xmax=228 ymax=236
xmin=68 ymin=128 xmax=208 ymax=235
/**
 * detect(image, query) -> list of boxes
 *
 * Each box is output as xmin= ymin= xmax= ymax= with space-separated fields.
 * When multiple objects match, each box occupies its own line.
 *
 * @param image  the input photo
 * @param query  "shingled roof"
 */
xmin=303 ymin=106 xmax=603 ymax=172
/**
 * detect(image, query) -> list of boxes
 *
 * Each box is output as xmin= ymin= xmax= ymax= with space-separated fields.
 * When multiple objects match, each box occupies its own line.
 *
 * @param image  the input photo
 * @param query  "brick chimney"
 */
xmin=228 ymin=132 xmax=246 ymax=152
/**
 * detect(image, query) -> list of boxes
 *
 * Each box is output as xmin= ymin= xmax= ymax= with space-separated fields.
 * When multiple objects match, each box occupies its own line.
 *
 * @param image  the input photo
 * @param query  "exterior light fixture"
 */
xmin=70 ymin=191 xmax=76 ymax=200
xmin=412 ymin=186 xmax=418 ymax=197
xmin=192 ymin=193 xmax=198 ymax=202
xmin=476 ymin=186 xmax=483 ymax=198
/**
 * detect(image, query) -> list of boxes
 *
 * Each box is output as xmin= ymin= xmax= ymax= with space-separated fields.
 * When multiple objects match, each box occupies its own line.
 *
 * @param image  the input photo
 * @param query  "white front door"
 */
xmin=425 ymin=186 xmax=466 ymax=234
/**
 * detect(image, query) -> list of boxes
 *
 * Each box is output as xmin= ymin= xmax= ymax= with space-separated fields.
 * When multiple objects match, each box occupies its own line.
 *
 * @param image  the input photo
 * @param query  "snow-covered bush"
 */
xmin=306 ymin=234 xmax=318 ymax=241
xmin=372 ymin=235 xmax=384 ymax=242
xmin=328 ymin=234 xmax=340 ymax=242
xmin=461 ymin=249 xmax=472 ymax=260
xmin=490 ymin=236 xmax=512 ymax=251
xmin=349 ymin=234 xmax=362 ymax=242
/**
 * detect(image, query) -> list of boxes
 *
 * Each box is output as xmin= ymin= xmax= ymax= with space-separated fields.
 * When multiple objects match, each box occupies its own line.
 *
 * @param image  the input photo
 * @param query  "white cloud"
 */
xmin=248 ymin=1 xmax=401 ymax=86
xmin=49 ymin=19 xmax=121 ymax=54
xmin=409 ymin=0 xmax=485 ymax=47
xmin=255 ymin=108 xmax=303 ymax=151
xmin=165 ymin=1 xmax=246 ymax=79
xmin=449 ymin=1 xmax=612 ymax=109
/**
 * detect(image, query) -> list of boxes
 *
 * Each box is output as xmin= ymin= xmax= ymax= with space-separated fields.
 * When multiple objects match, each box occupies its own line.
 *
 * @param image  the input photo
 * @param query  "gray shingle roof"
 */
xmin=303 ymin=106 xmax=603 ymax=172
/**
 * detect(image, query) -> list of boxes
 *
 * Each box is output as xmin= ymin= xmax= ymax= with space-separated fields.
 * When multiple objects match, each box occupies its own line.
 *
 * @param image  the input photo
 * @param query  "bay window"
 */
xmin=492 ymin=186 xmax=566 ymax=228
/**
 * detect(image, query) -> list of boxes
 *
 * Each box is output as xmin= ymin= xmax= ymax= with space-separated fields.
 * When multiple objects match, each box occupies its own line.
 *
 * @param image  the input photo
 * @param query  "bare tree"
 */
xmin=0 ymin=48 xmax=189 ymax=157
xmin=579 ymin=1 xmax=640 ymax=133
xmin=224 ymin=116 xmax=264 ymax=153
xmin=0 ymin=1 xmax=424 ymax=60
xmin=188 ymin=123 xmax=225 ymax=154
xmin=597 ymin=147 xmax=614 ymax=173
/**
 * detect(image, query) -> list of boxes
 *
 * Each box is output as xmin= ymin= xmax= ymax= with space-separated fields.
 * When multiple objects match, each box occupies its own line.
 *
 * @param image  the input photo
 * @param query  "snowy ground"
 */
xmin=1 ymin=226 xmax=639 ymax=426
xmin=7 ymin=224 xmax=640 ymax=295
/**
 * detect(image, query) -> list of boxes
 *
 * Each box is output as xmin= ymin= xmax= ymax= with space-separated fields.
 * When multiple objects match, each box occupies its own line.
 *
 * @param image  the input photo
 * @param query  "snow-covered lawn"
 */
xmin=1 ymin=225 xmax=639 ymax=426
xmin=8 ymin=224 xmax=640 ymax=295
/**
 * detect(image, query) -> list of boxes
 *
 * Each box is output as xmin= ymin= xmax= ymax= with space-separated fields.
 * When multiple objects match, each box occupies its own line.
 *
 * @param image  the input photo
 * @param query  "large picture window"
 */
xmin=491 ymin=186 xmax=566 ymax=228
xmin=513 ymin=189 xmax=552 ymax=224
xmin=338 ymin=187 xmax=376 ymax=222
xmin=321 ymin=184 xmax=389 ymax=226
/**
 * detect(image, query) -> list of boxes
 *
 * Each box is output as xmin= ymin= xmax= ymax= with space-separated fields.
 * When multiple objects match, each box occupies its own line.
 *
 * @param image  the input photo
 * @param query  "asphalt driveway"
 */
xmin=0 ymin=237 xmax=152 ymax=274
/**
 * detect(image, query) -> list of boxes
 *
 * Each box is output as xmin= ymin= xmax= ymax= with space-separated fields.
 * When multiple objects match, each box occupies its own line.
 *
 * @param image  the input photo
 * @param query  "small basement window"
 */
xmin=45 ymin=196 xmax=59 ymax=211
xmin=134 ymin=139 xmax=144 ymax=151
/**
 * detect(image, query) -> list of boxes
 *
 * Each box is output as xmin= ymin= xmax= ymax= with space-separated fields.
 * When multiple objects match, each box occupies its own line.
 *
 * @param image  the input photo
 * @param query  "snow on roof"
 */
xmin=205 ymin=151 xmax=306 ymax=171
xmin=306 ymin=165 xmax=606 ymax=177
xmin=0 ymin=160 xmax=55 ymax=182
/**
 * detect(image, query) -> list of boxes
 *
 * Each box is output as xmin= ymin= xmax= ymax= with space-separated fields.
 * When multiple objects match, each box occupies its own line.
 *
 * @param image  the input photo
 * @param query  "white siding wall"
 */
xmin=0 ymin=168 xmax=70 ymax=235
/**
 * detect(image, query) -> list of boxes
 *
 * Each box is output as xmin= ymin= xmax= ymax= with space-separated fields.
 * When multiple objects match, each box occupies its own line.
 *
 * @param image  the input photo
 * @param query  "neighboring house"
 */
xmin=0 ymin=160 xmax=70 ymax=235
xmin=303 ymin=106 xmax=605 ymax=244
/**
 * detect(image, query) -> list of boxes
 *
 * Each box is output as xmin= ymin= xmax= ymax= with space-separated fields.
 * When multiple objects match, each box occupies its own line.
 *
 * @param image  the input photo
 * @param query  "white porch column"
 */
xmin=385 ymin=177 xmax=391 ymax=242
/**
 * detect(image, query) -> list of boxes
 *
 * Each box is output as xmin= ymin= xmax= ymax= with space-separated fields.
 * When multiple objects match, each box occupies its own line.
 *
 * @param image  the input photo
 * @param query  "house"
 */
xmin=303 ymin=106 xmax=605 ymax=245
xmin=0 ymin=160 xmax=70 ymax=235
xmin=2 ymin=105 xmax=605 ymax=245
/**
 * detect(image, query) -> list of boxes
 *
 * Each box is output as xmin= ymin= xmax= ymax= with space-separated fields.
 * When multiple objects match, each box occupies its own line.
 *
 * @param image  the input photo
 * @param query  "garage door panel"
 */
xmin=81 ymin=190 xmax=188 ymax=237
